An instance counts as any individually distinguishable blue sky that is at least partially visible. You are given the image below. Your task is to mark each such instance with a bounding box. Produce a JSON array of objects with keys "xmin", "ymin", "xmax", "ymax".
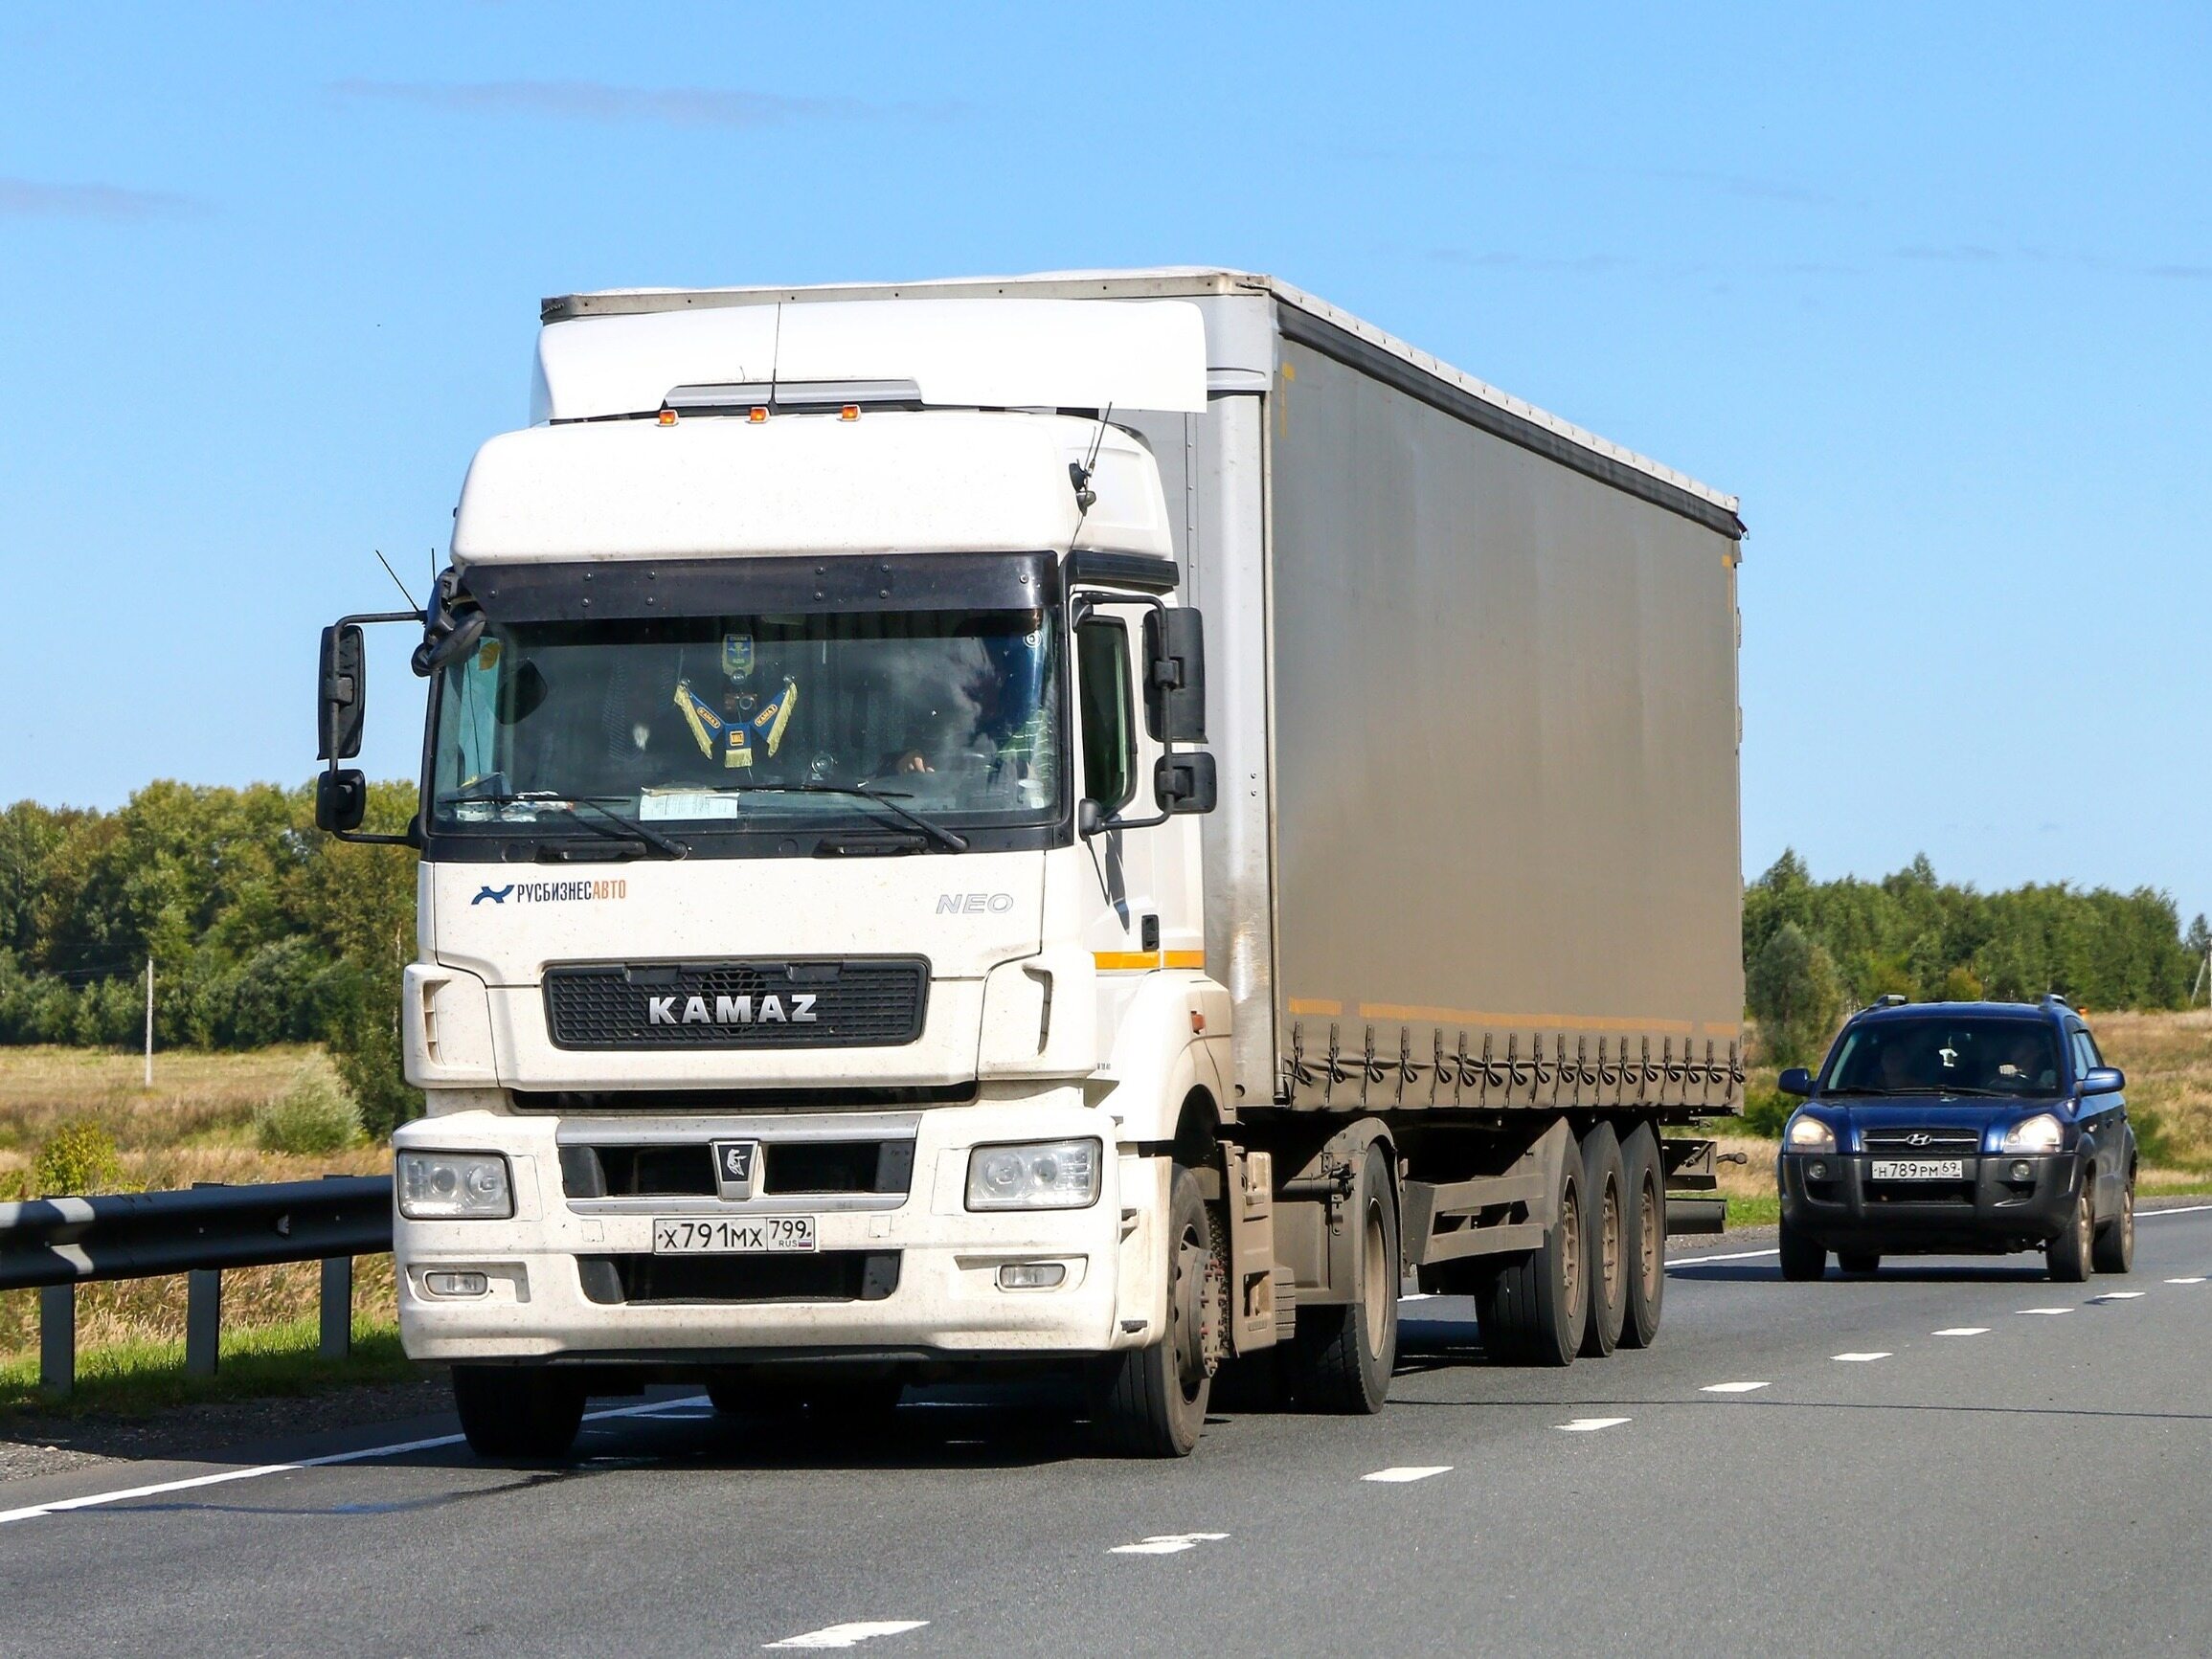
[{"xmin": 2, "ymin": 3, "xmax": 2206, "ymax": 923}]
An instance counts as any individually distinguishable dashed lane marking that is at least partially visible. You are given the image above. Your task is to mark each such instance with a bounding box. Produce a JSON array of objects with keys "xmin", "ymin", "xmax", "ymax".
[
  {"xmin": 764, "ymin": 1622, "xmax": 928, "ymax": 1649},
  {"xmin": 2089, "ymin": 1291, "xmax": 2146, "ymax": 1302},
  {"xmin": 1111, "ymin": 1533, "xmax": 1230, "ymax": 1555},
  {"xmin": 1364, "ymin": 1466, "xmax": 1453, "ymax": 1483},
  {"xmin": 1559, "ymin": 1417, "xmax": 1631, "ymax": 1432},
  {"xmin": 1701, "ymin": 1380, "xmax": 1770, "ymax": 1394},
  {"xmin": 1833, "ymin": 1353, "xmax": 1891, "ymax": 1362},
  {"xmin": 0, "ymin": 1395, "xmax": 711, "ymax": 1529},
  {"xmin": 1933, "ymin": 1327, "xmax": 1991, "ymax": 1336},
  {"xmin": 2164, "ymin": 1277, "xmax": 2205, "ymax": 1285},
  {"xmin": 1669, "ymin": 1246, "xmax": 1780, "ymax": 1265},
  {"xmin": 2017, "ymin": 1308, "xmax": 2073, "ymax": 1315}
]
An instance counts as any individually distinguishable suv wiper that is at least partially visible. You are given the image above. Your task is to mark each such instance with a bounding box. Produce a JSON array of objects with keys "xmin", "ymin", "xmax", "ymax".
[
  {"xmin": 728, "ymin": 783, "xmax": 969, "ymax": 852},
  {"xmin": 437, "ymin": 791, "xmax": 690, "ymax": 860},
  {"xmin": 1821, "ymin": 1086, "xmax": 1894, "ymax": 1096}
]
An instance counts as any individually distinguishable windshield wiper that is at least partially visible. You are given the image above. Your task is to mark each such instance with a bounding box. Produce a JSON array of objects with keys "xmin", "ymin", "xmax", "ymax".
[
  {"xmin": 727, "ymin": 783, "xmax": 969, "ymax": 852},
  {"xmin": 437, "ymin": 791, "xmax": 690, "ymax": 860},
  {"xmin": 1821, "ymin": 1086, "xmax": 1895, "ymax": 1096}
]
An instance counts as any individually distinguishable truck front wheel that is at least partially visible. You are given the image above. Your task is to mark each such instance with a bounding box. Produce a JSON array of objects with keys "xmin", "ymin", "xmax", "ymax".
[
  {"xmin": 452, "ymin": 1364, "xmax": 586, "ymax": 1462},
  {"xmin": 1092, "ymin": 1165, "xmax": 1214, "ymax": 1456},
  {"xmin": 1474, "ymin": 1149, "xmax": 1586, "ymax": 1366}
]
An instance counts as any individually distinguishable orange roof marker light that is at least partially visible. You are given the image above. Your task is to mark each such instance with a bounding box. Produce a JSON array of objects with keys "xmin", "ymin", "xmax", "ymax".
[
  {"xmin": 840, "ymin": 405, "xmax": 861, "ymax": 421},
  {"xmin": 656, "ymin": 409, "xmax": 677, "ymax": 426},
  {"xmin": 748, "ymin": 406, "xmax": 769, "ymax": 423}
]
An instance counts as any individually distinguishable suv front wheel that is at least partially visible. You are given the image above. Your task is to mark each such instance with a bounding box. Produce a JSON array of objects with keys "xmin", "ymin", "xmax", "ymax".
[{"xmin": 2046, "ymin": 1181, "xmax": 2094, "ymax": 1283}]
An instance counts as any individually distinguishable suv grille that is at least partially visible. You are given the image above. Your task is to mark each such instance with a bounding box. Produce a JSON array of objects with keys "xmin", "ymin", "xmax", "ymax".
[
  {"xmin": 1862, "ymin": 1129, "xmax": 1982, "ymax": 1152},
  {"xmin": 544, "ymin": 958, "xmax": 928, "ymax": 1050}
]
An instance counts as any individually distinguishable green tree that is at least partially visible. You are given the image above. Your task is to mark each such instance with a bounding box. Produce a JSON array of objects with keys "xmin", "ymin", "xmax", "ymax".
[{"xmin": 1747, "ymin": 921, "xmax": 1844, "ymax": 1067}]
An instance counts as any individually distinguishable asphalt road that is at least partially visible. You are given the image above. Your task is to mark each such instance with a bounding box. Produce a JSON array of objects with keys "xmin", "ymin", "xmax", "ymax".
[{"xmin": 8, "ymin": 1209, "xmax": 2212, "ymax": 1657}]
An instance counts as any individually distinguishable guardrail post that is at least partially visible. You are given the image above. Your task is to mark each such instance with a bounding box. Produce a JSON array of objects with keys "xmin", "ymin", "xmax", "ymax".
[
  {"xmin": 320, "ymin": 1255, "xmax": 352, "ymax": 1361},
  {"xmin": 39, "ymin": 1284, "xmax": 76, "ymax": 1399},
  {"xmin": 185, "ymin": 1268, "xmax": 222, "ymax": 1378}
]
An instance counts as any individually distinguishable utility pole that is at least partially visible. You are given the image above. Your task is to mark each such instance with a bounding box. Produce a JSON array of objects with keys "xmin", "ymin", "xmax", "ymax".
[{"xmin": 144, "ymin": 957, "xmax": 154, "ymax": 1088}]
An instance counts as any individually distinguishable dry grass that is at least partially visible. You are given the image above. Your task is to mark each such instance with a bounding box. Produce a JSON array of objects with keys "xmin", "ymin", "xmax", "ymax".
[
  {"xmin": 0, "ymin": 1044, "xmax": 394, "ymax": 1372},
  {"xmin": 2082, "ymin": 1010, "xmax": 2212, "ymax": 1172}
]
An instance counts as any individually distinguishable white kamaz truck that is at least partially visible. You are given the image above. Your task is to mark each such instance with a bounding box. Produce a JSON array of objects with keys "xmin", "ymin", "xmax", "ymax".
[{"xmin": 315, "ymin": 270, "xmax": 1748, "ymax": 1458}]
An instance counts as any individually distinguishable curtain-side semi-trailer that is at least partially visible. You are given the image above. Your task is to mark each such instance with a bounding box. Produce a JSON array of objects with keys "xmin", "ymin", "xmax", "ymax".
[{"xmin": 314, "ymin": 269, "xmax": 1747, "ymax": 1459}]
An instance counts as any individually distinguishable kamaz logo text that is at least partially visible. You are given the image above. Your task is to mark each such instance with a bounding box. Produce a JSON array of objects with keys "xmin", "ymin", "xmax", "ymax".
[
  {"xmin": 937, "ymin": 892, "xmax": 1016, "ymax": 914},
  {"xmin": 646, "ymin": 994, "xmax": 819, "ymax": 1026}
]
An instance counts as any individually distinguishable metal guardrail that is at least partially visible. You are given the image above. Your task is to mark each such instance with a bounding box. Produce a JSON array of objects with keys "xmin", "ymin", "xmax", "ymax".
[{"xmin": 0, "ymin": 1176, "xmax": 394, "ymax": 1399}]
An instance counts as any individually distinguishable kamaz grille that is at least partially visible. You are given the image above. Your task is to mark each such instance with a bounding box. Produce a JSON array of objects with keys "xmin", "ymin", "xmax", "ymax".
[
  {"xmin": 543, "ymin": 958, "xmax": 929, "ymax": 1050},
  {"xmin": 1862, "ymin": 1129, "xmax": 1982, "ymax": 1152}
]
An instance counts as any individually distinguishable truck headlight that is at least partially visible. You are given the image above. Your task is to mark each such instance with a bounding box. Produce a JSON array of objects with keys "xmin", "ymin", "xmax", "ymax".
[
  {"xmin": 965, "ymin": 1139, "xmax": 1101, "ymax": 1211},
  {"xmin": 1786, "ymin": 1114, "xmax": 1837, "ymax": 1154},
  {"xmin": 397, "ymin": 1151, "xmax": 514, "ymax": 1220},
  {"xmin": 2001, "ymin": 1113, "xmax": 2065, "ymax": 1155}
]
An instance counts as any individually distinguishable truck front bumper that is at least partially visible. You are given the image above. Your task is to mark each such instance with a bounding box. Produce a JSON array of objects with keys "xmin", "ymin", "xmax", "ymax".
[
  {"xmin": 394, "ymin": 1100, "xmax": 1153, "ymax": 1365},
  {"xmin": 1777, "ymin": 1150, "xmax": 2079, "ymax": 1254}
]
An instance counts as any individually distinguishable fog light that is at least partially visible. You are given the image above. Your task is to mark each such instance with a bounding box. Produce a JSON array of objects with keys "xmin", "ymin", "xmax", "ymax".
[
  {"xmin": 997, "ymin": 1262, "xmax": 1067, "ymax": 1290},
  {"xmin": 2011, "ymin": 1160, "xmax": 2034, "ymax": 1181},
  {"xmin": 424, "ymin": 1271, "xmax": 488, "ymax": 1298},
  {"xmin": 1807, "ymin": 1160, "xmax": 1829, "ymax": 1181}
]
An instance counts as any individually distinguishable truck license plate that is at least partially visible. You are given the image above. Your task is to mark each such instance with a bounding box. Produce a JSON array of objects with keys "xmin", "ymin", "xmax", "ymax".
[
  {"xmin": 652, "ymin": 1216, "xmax": 817, "ymax": 1254},
  {"xmin": 1868, "ymin": 1158, "xmax": 1965, "ymax": 1180}
]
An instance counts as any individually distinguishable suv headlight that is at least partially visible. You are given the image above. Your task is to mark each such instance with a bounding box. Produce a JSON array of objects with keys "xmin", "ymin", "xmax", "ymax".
[
  {"xmin": 965, "ymin": 1139, "xmax": 1101, "ymax": 1211},
  {"xmin": 1786, "ymin": 1114, "xmax": 1837, "ymax": 1153},
  {"xmin": 396, "ymin": 1151, "xmax": 513, "ymax": 1219},
  {"xmin": 2001, "ymin": 1113, "xmax": 2065, "ymax": 1155}
]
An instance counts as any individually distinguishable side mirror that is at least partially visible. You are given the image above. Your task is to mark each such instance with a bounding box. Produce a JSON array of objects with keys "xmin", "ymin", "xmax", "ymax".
[
  {"xmin": 317, "ymin": 769, "xmax": 368, "ymax": 834},
  {"xmin": 1141, "ymin": 608, "xmax": 1207, "ymax": 744},
  {"xmin": 1154, "ymin": 751, "xmax": 1217, "ymax": 816},
  {"xmin": 1076, "ymin": 798, "xmax": 1104, "ymax": 838},
  {"xmin": 318, "ymin": 624, "xmax": 366, "ymax": 761},
  {"xmin": 1777, "ymin": 1066, "xmax": 1815, "ymax": 1097},
  {"xmin": 2081, "ymin": 1065, "xmax": 2125, "ymax": 1095}
]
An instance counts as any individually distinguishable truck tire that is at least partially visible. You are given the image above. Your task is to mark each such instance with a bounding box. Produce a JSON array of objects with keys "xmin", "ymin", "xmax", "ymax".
[
  {"xmin": 2091, "ymin": 1168, "xmax": 2135, "ymax": 1274},
  {"xmin": 1092, "ymin": 1164, "xmax": 1214, "ymax": 1456},
  {"xmin": 2047, "ymin": 1179, "xmax": 2094, "ymax": 1283},
  {"xmin": 1778, "ymin": 1217, "xmax": 1825, "ymax": 1282},
  {"xmin": 1474, "ymin": 1148, "xmax": 1586, "ymax": 1366},
  {"xmin": 1578, "ymin": 1124, "xmax": 1628, "ymax": 1358},
  {"xmin": 1617, "ymin": 1122, "xmax": 1664, "ymax": 1349},
  {"xmin": 1291, "ymin": 1142, "xmax": 1399, "ymax": 1413},
  {"xmin": 452, "ymin": 1364, "xmax": 586, "ymax": 1461}
]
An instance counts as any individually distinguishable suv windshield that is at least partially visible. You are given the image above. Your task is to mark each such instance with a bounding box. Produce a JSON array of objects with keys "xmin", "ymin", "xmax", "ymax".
[
  {"xmin": 430, "ymin": 607, "xmax": 1061, "ymax": 840},
  {"xmin": 1822, "ymin": 1017, "xmax": 2066, "ymax": 1099}
]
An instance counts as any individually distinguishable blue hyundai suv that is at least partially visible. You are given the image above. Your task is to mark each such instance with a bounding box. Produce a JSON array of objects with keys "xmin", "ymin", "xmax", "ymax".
[{"xmin": 1775, "ymin": 997, "xmax": 2135, "ymax": 1282}]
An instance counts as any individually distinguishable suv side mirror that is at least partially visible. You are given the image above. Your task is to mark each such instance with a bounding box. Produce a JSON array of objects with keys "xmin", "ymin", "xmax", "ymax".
[
  {"xmin": 2081, "ymin": 1065, "xmax": 2125, "ymax": 1095},
  {"xmin": 1154, "ymin": 751, "xmax": 1217, "ymax": 816},
  {"xmin": 317, "ymin": 769, "xmax": 368, "ymax": 834},
  {"xmin": 1777, "ymin": 1066, "xmax": 1815, "ymax": 1096},
  {"xmin": 1141, "ymin": 608, "xmax": 1207, "ymax": 744},
  {"xmin": 318, "ymin": 624, "xmax": 367, "ymax": 761}
]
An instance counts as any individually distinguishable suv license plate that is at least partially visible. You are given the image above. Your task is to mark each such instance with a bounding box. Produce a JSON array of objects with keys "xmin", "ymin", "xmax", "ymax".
[
  {"xmin": 1868, "ymin": 1158, "xmax": 1965, "ymax": 1180},
  {"xmin": 652, "ymin": 1216, "xmax": 817, "ymax": 1254}
]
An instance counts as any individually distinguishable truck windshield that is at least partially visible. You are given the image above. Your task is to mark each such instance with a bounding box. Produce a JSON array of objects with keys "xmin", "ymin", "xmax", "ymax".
[
  {"xmin": 1821, "ymin": 1018, "xmax": 2065, "ymax": 1099},
  {"xmin": 430, "ymin": 608, "xmax": 1061, "ymax": 841}
]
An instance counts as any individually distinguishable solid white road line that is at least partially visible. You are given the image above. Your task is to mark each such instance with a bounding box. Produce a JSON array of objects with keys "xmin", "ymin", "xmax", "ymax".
[
  {"xmin": 0, "ymin": 1394, "xmax": 712, "ymax": 1529},
  {"xmin": 2139, "ymin": 1204, "xmax": 2212, "ymax": 1219},
  {"xmin": 1110, "ymin": 1533, "xmax": 1230, "ymax": 1556},
  {"xmin": 764, "ymin": 1622, "xmax": 928, "ymax": 1649},
  {"xmin": 1670, "ymin": 1246, "xmax": 1781, "ymax": 1264},
  {"xmin": 1559, "ymin": 1417, "xmax": 1631, "ymax": 1432},
  {"xmin": 1700, "ymin": 1380, "xmax": 1770, "ymax": 1394},
  {"xmin": 1363, "ymin": 1466, "xmax": 1453, "ymax": 1483},
  {"xmin": 1933, "ymin": 1327, "xmax": 1990, "ymax": 1336},
  {"xmin": 2017, "ymin": 1308, "xmax": 2073, "ymax": 1316},
  {"xmin": 2164, "ymin": 1277, "xmax": 2205, "ymax": 1285},
  {"xmin": 1833, "ymin": 1352, "xmax": 1891, "ymax": 1362}
]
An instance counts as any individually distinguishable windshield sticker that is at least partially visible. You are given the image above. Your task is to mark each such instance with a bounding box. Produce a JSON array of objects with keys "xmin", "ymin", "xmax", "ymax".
[{"xmin": 721, "ymin": 634, "xmax": 754, "ymax": 679}]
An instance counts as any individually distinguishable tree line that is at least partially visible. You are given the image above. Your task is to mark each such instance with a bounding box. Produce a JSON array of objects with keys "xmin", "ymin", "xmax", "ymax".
[
  {"xmin": 0, "ymin": 781, "xmax": 419, "ymax": 1133},
  {"xmin": 1746, "ymin": 848, "xmax": 2210, "ymax": 1065},
  {"xmin": 5, "ymin": 788, "xmax": 2208, "ymax": 1126}
]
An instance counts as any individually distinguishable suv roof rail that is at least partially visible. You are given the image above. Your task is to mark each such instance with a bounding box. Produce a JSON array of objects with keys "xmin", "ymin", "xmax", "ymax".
[
  {"xmin": 1870, "ymin": 993, "xmax": 1908, "ymax": 1008},
  {"xmin": 2042, "ymin": 992, "xmax": 2072, "ymax": 1009}
]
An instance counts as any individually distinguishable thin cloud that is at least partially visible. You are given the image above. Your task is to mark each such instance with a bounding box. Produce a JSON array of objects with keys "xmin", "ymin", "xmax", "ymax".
[
  {"xmin": 1426, "ymin": 249, "xmax": 1638, "ymax": 274},
  {"xmin": 0, "ymin": 176, "xmax": 203, "ymax": 220},
  {"xmin": 1898, "ymin": 244, "xmax": 2211, "ymax": 280},
  {"xmin": 332, "ymin": 78, "xmax": 957, "ymax": 128}
]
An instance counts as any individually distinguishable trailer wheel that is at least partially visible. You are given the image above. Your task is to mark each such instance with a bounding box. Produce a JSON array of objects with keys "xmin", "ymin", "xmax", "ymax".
[
  {"xmin": 1291, "ymin": 1142, "xmax": 1399, "ymax": 1413},
  {"xmin": 1617, "ymin": 1122, "xmax": 1664, "ymax": 1349},
  {"xmin": 452, "ymin": 1364, "xmax": 586, "ymax": 1462},
  {"xmin": 1474, "ymin": 1149, "xmax": 1586, "ymax": 1366},
  {"xmin": 1092, "ymin": 1164, "xmax": 1214, "ymax": 1456},
  {"xmin": 1578, "ymin": 1124, "xmax": 1628, "ymax": 1358}
]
